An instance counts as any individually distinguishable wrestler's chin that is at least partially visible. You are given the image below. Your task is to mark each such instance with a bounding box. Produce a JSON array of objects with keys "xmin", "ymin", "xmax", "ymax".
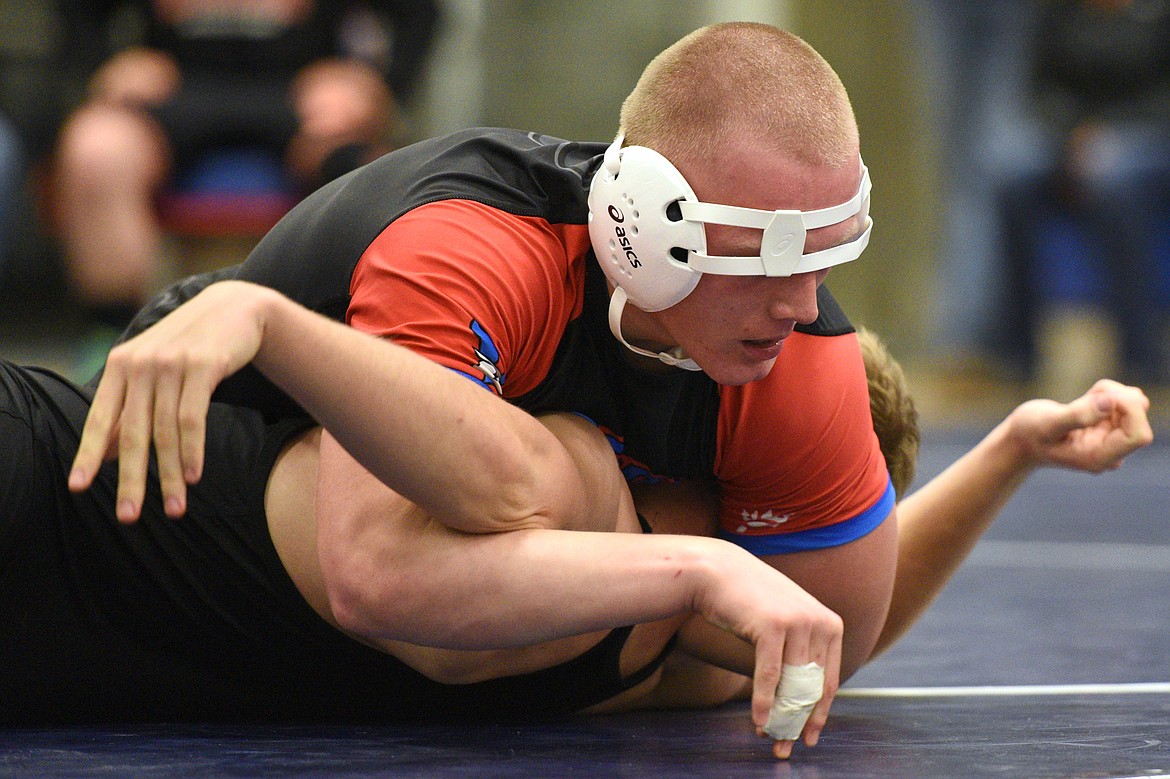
[{"xmin": 702, "ymin": 342, "xmax": 784, "ymax": 386}]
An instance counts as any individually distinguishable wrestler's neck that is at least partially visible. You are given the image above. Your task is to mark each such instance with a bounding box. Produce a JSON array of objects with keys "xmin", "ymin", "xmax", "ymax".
[{"xmin": 613, "ymin": 296, "xmax": 689, "ymax": 375}]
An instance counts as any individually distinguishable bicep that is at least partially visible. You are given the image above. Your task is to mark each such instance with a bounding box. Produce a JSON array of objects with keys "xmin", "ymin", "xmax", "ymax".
[
  {"xmin": 314, "ymin": 410, "xmax": 630, "ymax": 546},
  {"xmin": 535, "ymin": 413, "xmax": 638, "ymax": 534}
]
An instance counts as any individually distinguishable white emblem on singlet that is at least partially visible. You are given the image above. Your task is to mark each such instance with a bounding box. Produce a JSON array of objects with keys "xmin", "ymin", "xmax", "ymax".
[{"xmin": 735, "ymin": 509, "xmax": 791, "ymax": 534}]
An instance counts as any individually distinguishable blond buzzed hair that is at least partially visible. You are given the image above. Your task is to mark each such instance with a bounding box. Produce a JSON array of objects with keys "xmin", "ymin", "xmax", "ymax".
[
  {"xmin": 619, "ymin": 22, "xmax": 858, "ymax": 170},
  {"xmin": 857, "ymin": 327, "xmax": 920, "ymax": 498}
]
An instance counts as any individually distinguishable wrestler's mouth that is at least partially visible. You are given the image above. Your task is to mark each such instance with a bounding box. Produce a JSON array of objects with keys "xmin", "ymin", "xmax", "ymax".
[
  {"xmin": 740, "ymin": 337, "xmax": 784, "ymax": 359},
  {"xmin": 742, "ymin": 319, "xmax": 796, "ymax": 349}
]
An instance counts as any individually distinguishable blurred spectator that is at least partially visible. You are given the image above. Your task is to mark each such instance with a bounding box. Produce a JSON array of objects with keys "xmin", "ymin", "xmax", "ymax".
[
  {"xmin": 0, "ymin": 111, "xmax": 23, "ymax": 280},
  {"xmin": 998, "ymin": 0, "xmax": 1170, "ymax": 388},
  {"xmin": 51, "ymin": 0, "xmax": 441, "ymax": 331},
  {"xmin": 908, "ymin": 0, "xmax": 1047, "ymax": 374}
]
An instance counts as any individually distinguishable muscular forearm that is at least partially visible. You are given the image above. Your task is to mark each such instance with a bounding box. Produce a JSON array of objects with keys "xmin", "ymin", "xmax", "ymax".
[
  {"xmin": 872, "ymin": 421, "xmax": 1034, "ymax": 656},
  {"xmin": 323, "ymin": 499, "xmax": 740, "ymax": 649}
]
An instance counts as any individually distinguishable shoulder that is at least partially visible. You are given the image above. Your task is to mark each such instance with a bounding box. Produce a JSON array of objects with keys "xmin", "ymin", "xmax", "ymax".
[
  {"xmin": 723, "ymin": 326, "xmax": 868, "ymax": 441},
  {"xmin": 241, "ymin": 128, "xmax": 604, "ymax": 313},
  {"xmin": 361, "ymin": 127, "xmax": 606, "ymax": 223},
  {"xmin": 350, "ymin": 197, "xmax": 593, "ymax": 396},
  {"xmin": 714, "ymin": 314, "xmax": 889, "ymax": 545}
]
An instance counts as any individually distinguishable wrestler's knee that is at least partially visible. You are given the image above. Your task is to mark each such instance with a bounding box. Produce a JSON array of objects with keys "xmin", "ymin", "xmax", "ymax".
[{"xmin": 56, "ymin": 105, "xmax": 169, "ymax": 190}]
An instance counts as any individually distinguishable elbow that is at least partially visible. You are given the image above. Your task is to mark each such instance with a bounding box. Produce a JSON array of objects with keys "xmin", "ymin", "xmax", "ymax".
[
  {"xmin": 322, "ymin": 569, "xmax": 375, "ymax": 636},
  {"xmin": 320, "ymin": 553, "xmax": 375, "ymax": 636},
  {"xmin": 319, "ymin": 549, "xmax": 486, "ymax": 650},
  {"xmin": 437, "ymin": 412, "xmax": 613, "ymax": 534},
  {"xmin": 318, "ymin": 531, "xmax": 458, "ymax": 645},
  {"xmin": 318, "ymin": 541, "xmax": 408, "ymax": 639}
]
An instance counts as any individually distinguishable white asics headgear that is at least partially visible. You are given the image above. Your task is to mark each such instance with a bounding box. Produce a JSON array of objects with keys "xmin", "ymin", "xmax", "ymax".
[{"xmin": 587, "ymin": 135, "xmax": 872, "ymax": 369}]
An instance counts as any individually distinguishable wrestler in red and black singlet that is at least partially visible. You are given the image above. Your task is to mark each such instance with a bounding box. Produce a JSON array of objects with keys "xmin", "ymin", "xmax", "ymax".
[{"xmin": 227, "ymin": 126, "xmax": 893, "ymax": 554}]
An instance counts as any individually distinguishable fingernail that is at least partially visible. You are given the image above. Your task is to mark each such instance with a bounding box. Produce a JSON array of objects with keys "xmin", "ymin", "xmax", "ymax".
[
  {"xmin": 165, "ymin": 496, "xmax": 182, "ymax": 517},
  {"xmin": 117, "ymin": 500, "xmax": 136, "ymax": 521},
  {"xmin": 67, "ymin": 468, "xmax": 85, "ymax": 489}
]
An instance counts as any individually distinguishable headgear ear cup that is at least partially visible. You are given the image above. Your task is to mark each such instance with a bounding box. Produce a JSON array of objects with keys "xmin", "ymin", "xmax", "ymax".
[{"xmin": 587, "ymin": 140, "xmax": 706, "ymax": 312}]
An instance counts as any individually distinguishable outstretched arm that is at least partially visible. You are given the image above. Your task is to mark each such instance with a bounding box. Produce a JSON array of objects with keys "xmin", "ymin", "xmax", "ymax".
[
  {"xmin": 625, "ymin": 381, "xmax": 1153, "ymax": 716},
  {"xmin": 872, "ymin": 380, "xmax": 1153, "ymax": 657}
]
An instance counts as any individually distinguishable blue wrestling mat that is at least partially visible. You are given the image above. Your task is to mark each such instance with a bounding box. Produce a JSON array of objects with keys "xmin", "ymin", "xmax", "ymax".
[{"xmin": 2, "ymin": 692, "xmax": 1168, "ymax": 778}]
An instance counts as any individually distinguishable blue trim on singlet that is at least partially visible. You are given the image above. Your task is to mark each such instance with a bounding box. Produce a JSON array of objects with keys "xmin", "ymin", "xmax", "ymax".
[
  {"xmin": 718, "ymin": 476, "xmax": 896, "ymax": 555},
  {"xmin": 452, "ymin": 364, "xmax": 894, "ymax": 557},
  {"xmin": 451, "ymin": 366, "xmax": 499, "ymax": 391}
]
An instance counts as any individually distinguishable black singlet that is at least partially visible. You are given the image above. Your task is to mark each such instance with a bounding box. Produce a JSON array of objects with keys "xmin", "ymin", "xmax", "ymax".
[{"xmin": 0, "ymin": 362, "xmax": 670, "ymax": 725}]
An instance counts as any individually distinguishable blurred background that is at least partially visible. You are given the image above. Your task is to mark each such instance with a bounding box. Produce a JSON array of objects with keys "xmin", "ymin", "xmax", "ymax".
[{"xmin": 0, "ymin": 0, "xmax": 1167, "ymax": 432}]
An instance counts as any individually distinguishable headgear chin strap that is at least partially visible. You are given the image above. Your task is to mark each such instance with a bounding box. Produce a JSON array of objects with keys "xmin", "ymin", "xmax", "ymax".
[
  {"xmin": 607, "ymin": 287, "xmax": 702, "ymax": 371},
  {"xmin": 587, "ymin": 135, "xmax": 873, "ymax": 370}
]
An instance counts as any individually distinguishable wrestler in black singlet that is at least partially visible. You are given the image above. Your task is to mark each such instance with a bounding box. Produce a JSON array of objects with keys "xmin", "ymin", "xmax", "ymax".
[{"xmin": 0, "ymin": 362, "xmax": 670, "ymax": 725}]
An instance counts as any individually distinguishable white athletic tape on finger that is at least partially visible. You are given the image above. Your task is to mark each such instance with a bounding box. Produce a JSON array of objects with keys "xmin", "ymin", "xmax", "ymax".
[{"xmin": 763, "ymin": 662, "xmax": 825, "ymax": 741}]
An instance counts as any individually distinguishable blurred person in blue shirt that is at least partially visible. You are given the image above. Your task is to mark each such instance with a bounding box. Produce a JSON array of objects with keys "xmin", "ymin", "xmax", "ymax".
[{"xmin": 998, "ymin": 0, "xmax": 1170, "ymax": 385}]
